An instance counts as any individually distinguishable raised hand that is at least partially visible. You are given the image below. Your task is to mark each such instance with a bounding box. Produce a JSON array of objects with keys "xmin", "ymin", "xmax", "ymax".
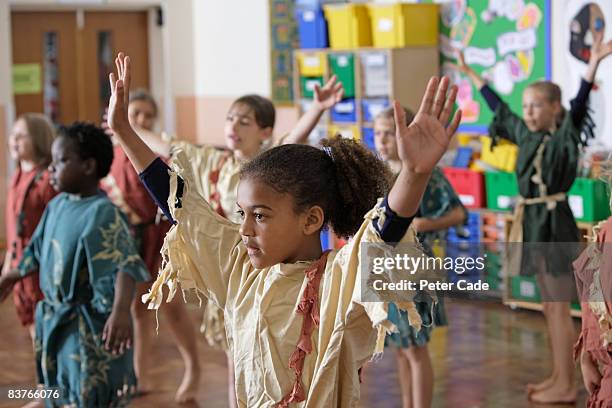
[
  {"xmin": 107, "ymin": 53, "xmax": 132, "ymax": 134},
  {"xmin": 590, "ymin": 31, "xmax": 612, "ymax": 65},
  {"xmin": 313, "ymin": 75, "xmax": 344, "ymax": 111},
  {"xmin": 394, "ymin": 76, "xmax": 461, "ymax": 174}
]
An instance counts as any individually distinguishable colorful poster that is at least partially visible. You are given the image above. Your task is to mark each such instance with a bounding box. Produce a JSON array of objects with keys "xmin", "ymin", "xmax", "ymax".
[
  {"xmin": 438, "ymin": 0, "xmax": 551, "ymax": 133},
  {"xmin": 565, "ymin": 1, "xmax": 612, "ymax": 149},
  {"xmin": 269, "ymin": 0, "xmax": 299, "ymax": 105}
]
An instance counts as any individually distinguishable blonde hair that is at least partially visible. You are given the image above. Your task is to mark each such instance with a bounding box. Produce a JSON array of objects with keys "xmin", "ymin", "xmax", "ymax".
[
  {"xmin": 527, "ymin": 81, "xmax": 562, "ymax": 104},
  {"xmin": 375, "ymin": 105, "xmax": 415, "ymax": 127},
  {"xmin": 17, "ymin": 113, "xmax": 55, "ymax": 166}
]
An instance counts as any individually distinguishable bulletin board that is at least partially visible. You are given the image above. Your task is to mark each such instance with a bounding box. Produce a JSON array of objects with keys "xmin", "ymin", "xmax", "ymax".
[
  {"xmin": 269, "ymin": 0, "xmax": 299, "ymax": 105},
  {"xmin": 437, "ymin": 0, "xmax": 551, "ymax": 133}
]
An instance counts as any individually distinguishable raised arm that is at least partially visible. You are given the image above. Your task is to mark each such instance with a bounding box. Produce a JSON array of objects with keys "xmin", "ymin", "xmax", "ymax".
[
  {"xmin": 388, "ymin": 77, "xmax": 461, "ymax": 218},
  {"xmin": 283, "ymin": 75, "xmax": 344, "ymax": 145},
  {"xmin": 456, "ymin": 50, "xmax": 501, "ymax": 111},
  {"xmin": 107, "ymin": 53, "xmax": 158, "ymax": 173},
  {"xmin": 570, "ymin": 33, "xmax": 612, "ymax": 128}
]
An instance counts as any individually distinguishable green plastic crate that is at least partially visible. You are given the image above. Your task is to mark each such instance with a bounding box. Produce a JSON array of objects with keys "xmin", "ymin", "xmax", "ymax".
[
  {"xmin": 328, "ymin": 53, "xmax": 355, "ymax": 98},
  {"xmin": 485, "ymin": 171, "xmax": 519, "ymax": 212},
  {"xmin": 568, "ymin": 177, "xmax": 611, "ymax": 222},
  {"xmin": 300, "ymin": 76, "xmax": 324, "ymax": 99},
  {"xmin": 486, "ymin": 275, "xmax": 501, "ymax": 291},
  {"xmin": 510, "ymin": 276, "xmax": 541, "ymax": 303}
]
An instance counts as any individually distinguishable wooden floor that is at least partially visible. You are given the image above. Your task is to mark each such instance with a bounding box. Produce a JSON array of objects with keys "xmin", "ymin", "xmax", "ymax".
[{"xmin": 0, "ymin": 298, "xmax": 586, "ymax": 408}]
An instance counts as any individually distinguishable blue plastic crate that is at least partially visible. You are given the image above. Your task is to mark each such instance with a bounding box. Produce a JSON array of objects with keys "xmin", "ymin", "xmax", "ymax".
[
  {"xmin": 362, "ymin": 98, "xmax": 390, "ymax": 122},
  {"xmin": 362, "ymin": 127, "xmax": 376, "ymax": 151},
  {"xmin": 321, "ymin": 229, "xmax": 331, "ymax": 250},
  {"xmin": 452, "ymin": 147, "xmax": 473, "ymax": 168},
  {"xmin": 331, "ymin": 98, "xmax": 357, "ymax": 123},
  {"xmin": 297, "ymin": 7, "xmax": 329, "ymax": 49}
]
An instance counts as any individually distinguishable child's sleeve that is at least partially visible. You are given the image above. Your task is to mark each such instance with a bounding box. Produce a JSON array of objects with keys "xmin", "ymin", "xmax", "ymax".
[
  {"xmin": 480, "ymin": 85, "xmax": 529, "ymax": 146},
  {"xmin": 142, "ymin": 148, "xmax": 248, "ymax": 312},
  {"xmin": 17, "ymin": 204, "xmax": 50, "ymax": 277},
  {"xmin": 419, "ymin": 167, "xmax": 467, "ymax": 221},
  {"xmin": 569, "ymin": 79, "xmax": 595, "ymax": 141},
  {"xmin": 83, "ymin": 204, "xmax": 150, "ymax": 314}
]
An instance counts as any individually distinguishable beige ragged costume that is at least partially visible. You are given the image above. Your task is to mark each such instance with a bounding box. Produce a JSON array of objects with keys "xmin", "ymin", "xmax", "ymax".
[
  {"xmin": 170, "ymin": 142, "xmax": 241, "ymax": 349},
  {"xmin": 144, "ymin": 149, "xmax": 422, "ymax": 407}
]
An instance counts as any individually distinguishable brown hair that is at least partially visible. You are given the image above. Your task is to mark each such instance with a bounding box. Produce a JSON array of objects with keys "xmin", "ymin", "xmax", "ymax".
[
  {"xmin": 17, "ymin": 113, "xmax": 55, "ymax": 166},
  {"xmin": 129, "ymin": 88, "xmax": 158, "ymax": 117},
  {"xmin": 375, "ymin": 105, "xmax": 415, "ymax": 127},
  {"xmin": 231, "ymin": 94, "xmax": 276, "ymax": 130}
]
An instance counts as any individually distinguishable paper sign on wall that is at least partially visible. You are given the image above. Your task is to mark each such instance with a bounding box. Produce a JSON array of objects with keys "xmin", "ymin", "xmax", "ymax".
[{"xmin": 13, "ymin": 64, "xmax": 42, "ymax": 95}]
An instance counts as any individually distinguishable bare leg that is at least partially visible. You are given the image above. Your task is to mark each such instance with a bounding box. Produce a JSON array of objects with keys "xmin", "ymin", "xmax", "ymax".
[
  {"xmin": 131, "ymin": 283, "xmax": 155, "ymax": 394},
  {"xmin": 396, "ymin": 349, "xmax": 413, "ymax": 408},
  {"xmin": 526, "ymin": 305, "xmax": 558, "ymax": 394},
  {"xmin": 404, "ymin": 345, "xmax": 434, "ymax": 408},
  {"xmin": 161, "ymin": 296, "xmax": 201, "ymax": 404},
  {"xmin": 530, "ymin": 302, "xmax": 577, "ymax": 404}
]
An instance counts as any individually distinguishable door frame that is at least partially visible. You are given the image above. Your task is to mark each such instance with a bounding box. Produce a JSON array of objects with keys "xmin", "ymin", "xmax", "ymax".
[{"xmin": 2, "ymin": 2, "xmax": 170, "ymax": 134}]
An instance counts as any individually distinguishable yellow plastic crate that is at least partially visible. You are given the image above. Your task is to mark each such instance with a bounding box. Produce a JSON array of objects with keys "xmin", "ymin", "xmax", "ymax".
[
  {"xmin": 297, "ymin": 51, "xmax": 326, "ymax": 77},
  {"xmin": 480, "ymin": 136, "xmax": 518, "ymax": 172},
  {"xmin": 324, "ymin": 4, "xmax": 372, "ymax": 49},
  {"xmin": 368, "ymin": 3, "xmax": 438, "ymax": 48},
  {"xmin": 328, "ymin": 124, "xmax": 361, "ymax": 142}
]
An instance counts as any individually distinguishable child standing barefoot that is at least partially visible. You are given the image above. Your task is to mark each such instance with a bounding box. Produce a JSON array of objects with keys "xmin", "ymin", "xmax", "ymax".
[
  {"xmin": 2, "ymin": 114, "xmax": 57, "ymax": 340},
  {"xmin": 119, "ymin": 66, "xmax": 343, "ymax": 407},
  {"xmin": 102, "ymin": 89, "xmax": 200, "ymax": 402},
  {"xmin": 107, "ymin": 53, "xmax": 461, "ymax": 406},
  {"xmin": 456, "ymin": 32, "xmax": 612, "ymax": 404},
  {"xmin": 0, "ymin": 123, "xmax": 149, "ymax": 407},
  {"xmin": 374, "ymin": 106, "xmax": 467, "ymax": 408}
]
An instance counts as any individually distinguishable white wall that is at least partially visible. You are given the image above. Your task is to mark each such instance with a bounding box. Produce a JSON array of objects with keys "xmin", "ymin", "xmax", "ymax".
[{"xmin": 193, "ymin": 0, "xmax": 271, "ymax": 97}]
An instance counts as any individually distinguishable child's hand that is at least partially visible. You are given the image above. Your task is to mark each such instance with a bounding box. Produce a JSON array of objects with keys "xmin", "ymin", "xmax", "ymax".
[
  {"xmin": 394, "ymin": 77, "xmax": 461, "ymax": 174},
  {"xmin": 102, "ymin": 309, "xmax": 133, "ymax": 355},
  {"xmin": 581, "ymin": 351, "xmax": 602, "ymax": 394},
  {"xmin": 312, "ymin": 75, "xmax": 344, "ymax": 111},
  {"xmin": 107, "ymin": 52, "xmax": 132, "ymax": 134},
  {"xmin": 590, "ymin": 31, "xmax": 612, "ymax": 66}
]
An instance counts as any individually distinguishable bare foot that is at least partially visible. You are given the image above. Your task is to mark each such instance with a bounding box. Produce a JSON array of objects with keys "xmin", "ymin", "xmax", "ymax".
[
  {"xmin": 529, "ymin": 383, "xmax": 577, "ymax": 405},
  {"xmin": 175, "ymin": 363, "xmax": 201, "ymax": 404},
  {"xmin": 526, "ymin": 374, "xmax": 556, "ymax": 395}
]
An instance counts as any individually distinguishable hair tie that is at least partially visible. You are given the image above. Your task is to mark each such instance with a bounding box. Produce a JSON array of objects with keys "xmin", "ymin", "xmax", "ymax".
[{"xmin": 322, "ymin": 146, "xmax": 334, "ymax": 161}]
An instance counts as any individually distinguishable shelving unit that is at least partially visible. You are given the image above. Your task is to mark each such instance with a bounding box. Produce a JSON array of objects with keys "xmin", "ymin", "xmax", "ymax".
[{"xmin": 293, "ymin": 46, "xmax": 439, "ymax": 147}]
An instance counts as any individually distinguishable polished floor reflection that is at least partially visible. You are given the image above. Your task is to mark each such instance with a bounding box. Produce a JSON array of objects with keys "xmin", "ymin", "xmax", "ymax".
[{"xmin": 0, "ymin": 298, "xmax": 586, "ymax": 408}]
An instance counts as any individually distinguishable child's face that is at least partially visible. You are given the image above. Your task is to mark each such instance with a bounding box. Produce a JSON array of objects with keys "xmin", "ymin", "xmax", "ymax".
[
  {"xmin": 8, "ymin": 119, "xmax": 36, "ymax": 162},
  {"xmin": 236, "ymin": 178, "xmax": 316, "ymax": 269},
  {"xmin": 374, "ymin": 117, "xmax": 399, "ymax": 161},
  {"xmin": 48, "ymin": 137, "xmax": 95, "ymax": 194},
  {"xmin": 522, "ymin": 88, "xmax": 562, "ymax": 133},
  {"xmin": 224, "ymin": 103, "xmax": 271, "ymax": 159},
  {"xmin": 128, "ymin": 100, "xmax": 157, "ymax": 131}
]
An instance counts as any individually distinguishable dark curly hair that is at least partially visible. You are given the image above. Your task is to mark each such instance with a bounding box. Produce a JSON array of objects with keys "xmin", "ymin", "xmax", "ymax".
[
  {"xmin": 58, "ymin": 122, "xmax": 114, "ymax": 179},
  {"xmin": 240, "ymin": 137, "xmax": 393, "ymax": 238}
]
